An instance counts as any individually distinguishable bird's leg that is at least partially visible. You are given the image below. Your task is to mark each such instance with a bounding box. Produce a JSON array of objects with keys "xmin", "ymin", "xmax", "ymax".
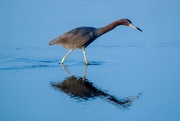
[
  {"xmin": 82, "ymin": 47, "xmax": 89, "ymax": 65},
  {"xmin": 83, "ymin": 64, "xmax": 88, "ymax": 80},
  {"xmin": 61, "ymin": 49, "xmax": 73, "ymax": 64}
]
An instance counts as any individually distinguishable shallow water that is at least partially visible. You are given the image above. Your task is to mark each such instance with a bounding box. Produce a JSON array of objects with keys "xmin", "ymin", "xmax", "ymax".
[{"xmin": 1, "ymin": 0, "xmax": 180, "ymax": 121}]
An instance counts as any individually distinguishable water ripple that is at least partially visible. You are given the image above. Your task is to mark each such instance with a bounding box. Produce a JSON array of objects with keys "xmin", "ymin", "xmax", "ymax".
[
  {"xmin": 0, "ymin": 65, "xmax": 57, "ymax": 70},
  {"xmin": 0, "ymin": 57, "xmax": 59, "ymax": 71}
]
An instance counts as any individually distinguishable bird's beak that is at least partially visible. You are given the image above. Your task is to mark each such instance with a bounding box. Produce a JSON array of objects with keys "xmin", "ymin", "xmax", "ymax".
[{"xmin": 129, "ymin": 23, "xmax": 142, "ymax": 32}]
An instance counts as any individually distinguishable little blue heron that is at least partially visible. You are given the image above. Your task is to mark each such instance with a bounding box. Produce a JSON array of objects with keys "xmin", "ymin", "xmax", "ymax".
[{"xmin": 49, "ymin": 18, "xmax": 142, "ymax": 64}]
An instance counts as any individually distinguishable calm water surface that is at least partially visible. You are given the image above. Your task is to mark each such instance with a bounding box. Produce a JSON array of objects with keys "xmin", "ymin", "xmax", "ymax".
[{"xmin": 0, "ymin": 0, "xmax": 180, "ymax": 121}]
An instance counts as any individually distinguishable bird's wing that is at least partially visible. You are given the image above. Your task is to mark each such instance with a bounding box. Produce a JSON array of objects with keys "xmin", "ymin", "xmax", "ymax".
[{"xmin": 49, "ymin": 27, "xmax": 97, "ymax": 48}]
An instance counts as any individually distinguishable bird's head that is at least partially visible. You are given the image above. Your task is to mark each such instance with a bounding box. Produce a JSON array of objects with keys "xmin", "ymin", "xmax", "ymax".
[{"xmin": 122, "ymin": 19, "xmax": 142, "ymax": 32}]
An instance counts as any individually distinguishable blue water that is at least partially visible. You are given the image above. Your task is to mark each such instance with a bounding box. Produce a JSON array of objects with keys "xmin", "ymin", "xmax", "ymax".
[{"xmin": 1, "ymin": 0, "xmax": 180, "ymax": 121}]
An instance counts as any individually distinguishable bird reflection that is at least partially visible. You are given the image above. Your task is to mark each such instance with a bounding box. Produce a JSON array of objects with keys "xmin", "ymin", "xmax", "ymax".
[{"xmin": 50, "ymin": 64, "xmax": 141, "ymax": 109}]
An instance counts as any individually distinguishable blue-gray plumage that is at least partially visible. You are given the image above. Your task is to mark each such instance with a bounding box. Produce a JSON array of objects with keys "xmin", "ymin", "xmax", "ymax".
[
  {"xmin": 49, "ymin": 18, "xmax": 142, "ymax": 64},
  {"xmin": 49, "ymin": 27, "xmax": 98, "ymax": 48}
]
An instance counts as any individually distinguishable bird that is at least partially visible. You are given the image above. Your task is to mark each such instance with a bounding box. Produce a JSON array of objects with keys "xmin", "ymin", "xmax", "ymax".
[{"xmin": 49, "ymin": 18, "xmax": 142, "ymax": 64}]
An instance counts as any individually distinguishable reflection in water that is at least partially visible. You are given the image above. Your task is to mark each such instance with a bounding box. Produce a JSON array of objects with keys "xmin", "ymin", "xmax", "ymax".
[{"xmin": 51, "ymin": 64, "xmax": 141, "ymax": 109}]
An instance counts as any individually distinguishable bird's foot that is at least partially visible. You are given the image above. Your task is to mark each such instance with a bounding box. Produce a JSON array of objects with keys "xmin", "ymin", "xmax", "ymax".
[
  {"xmin": 61, "ymin": 58, "xmax": 66, "ymax": 64},
  {"xmin": 85, "ymin": 61, "xmax": 89, "ymax": 65}
]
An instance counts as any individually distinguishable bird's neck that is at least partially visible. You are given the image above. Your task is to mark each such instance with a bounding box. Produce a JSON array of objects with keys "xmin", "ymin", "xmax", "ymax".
[{"xmin": 96, "ymin": 19, "xmax": 125, "ymax": 37}]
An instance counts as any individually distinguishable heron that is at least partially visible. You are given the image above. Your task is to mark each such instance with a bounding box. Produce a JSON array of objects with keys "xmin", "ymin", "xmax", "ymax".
[{"xmin": 49, "ymin": 18, "xmax": 142, "ymax": 64}]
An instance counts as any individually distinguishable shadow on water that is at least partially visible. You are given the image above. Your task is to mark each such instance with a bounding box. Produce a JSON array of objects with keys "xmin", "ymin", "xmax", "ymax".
[{"xmin": 51, "ymin": 64, "xmax": 141, "ymax": 109}]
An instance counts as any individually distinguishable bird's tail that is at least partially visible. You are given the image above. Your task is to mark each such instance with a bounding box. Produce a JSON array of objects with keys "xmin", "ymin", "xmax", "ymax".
[
  {"xmin": 49, "ymin": 38, "xmax": 58, "ymax": 45},
  {"xmin": 49, "ymin": 41, "xmax": 54, "ymax": 45}
]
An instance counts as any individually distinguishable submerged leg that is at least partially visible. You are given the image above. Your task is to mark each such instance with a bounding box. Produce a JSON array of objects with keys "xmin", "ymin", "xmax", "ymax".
[
  {"xmin": 82, "ymin": 47, "xmax": 89, "ymax": 65},
  {"xmin": 61, "ymin": 49, "xmax": 73, "ymax": 64}
]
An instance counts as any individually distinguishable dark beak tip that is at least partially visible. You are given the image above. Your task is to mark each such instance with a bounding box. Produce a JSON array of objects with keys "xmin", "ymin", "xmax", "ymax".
[{"xmin": 137, "ymin": 27, "xmax": 143, "ymax": 32}]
